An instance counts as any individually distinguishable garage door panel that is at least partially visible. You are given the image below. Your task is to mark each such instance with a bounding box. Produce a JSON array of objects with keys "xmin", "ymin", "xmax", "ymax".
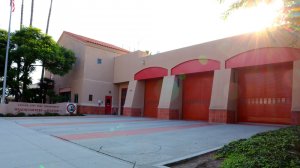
[
  {"xmin": 182, "ymin": 72, "xmax": 213, "ymax": 121},
  {"xmin": 238, "ymin": 62, "xmax": 292, "ymax": 124},
  {"xmin": 144, "ymin": 78, "xmax": 163, "ymax": 118}
]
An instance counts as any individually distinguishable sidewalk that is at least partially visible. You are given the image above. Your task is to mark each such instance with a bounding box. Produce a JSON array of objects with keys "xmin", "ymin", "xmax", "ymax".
[{"xmin": 0, "ymin": 118, "xmax": 134, "ymax": 168}]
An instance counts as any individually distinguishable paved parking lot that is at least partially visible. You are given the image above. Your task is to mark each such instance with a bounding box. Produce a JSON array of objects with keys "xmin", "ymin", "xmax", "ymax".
[{"xmin": 2, "ymin": 115, "xmax": 282, "ymax": 168}]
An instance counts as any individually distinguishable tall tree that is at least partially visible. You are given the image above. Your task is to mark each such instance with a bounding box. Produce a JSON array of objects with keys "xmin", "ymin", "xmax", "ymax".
[
  {"xmin": 9, "ymin": 27, "xmax": 76, "ymax": 102},
  {"xmin": 0, "ymin": 30, "xmax": 8, "ymax": 77},
  {"xmin": 30, "ymin": 0, "xmax": 34, "ymax": 26},
  {"xmin": 40, "ymin": 0, "xmax": 54, "ymax": 103},
  {"xmin": 46, "ymin": 0, "xmax": 53, "ymax": 34},
  {"xmin": 0, "ymin": 29, "xmax": 14, "ymax": 100},
  {"xmin": 20, "ymin": 0, "xmax": 24, "ymax": 29},
  {"xmin": 219, "ymin": 0, "xmax": 300, "ymax": 31}
]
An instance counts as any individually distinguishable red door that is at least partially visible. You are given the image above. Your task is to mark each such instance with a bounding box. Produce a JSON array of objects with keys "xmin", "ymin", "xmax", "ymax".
[
  {"xmin": 182, "ymin": 72, "xmax": 214, "ymax": 121},
  {"xmin": 105, "ymin": 96, "xmax": 112, "ymax": 114},
  {"xmin": 238, "ymin": 62, "xmax": 292, "ymax": 124},
  {"xmin": 144, "ymin": 78, "xmax": 163, "ymax": 118}
]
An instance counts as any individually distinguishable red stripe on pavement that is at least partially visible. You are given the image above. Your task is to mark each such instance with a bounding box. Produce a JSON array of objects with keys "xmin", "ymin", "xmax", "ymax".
[
  {"xmin": 58, "ymin": 123, "xmax": 213, "ymax": 141},
  {"xmin": 21, "ymin": 119, "xmax": 153, "ymax": 127}
]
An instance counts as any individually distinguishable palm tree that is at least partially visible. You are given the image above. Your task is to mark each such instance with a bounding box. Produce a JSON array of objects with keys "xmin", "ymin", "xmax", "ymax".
[
  {"xmin": 30, "ymin": 0, "xmax": 34, "ymax": 26},
  {"xmin": 20, "ymin": 0, "xmax": 24, "ymax": 29},
  {"xmin": 46, "ymin": 0, "xmax": 53, "ymax": 34},
  {"xmin": 219, "ymin": 0, "xmax": 299, "ymax": 31},
  {"xmin": 40, "ymin": 0, "xmax": 54, "ymax": 103}
]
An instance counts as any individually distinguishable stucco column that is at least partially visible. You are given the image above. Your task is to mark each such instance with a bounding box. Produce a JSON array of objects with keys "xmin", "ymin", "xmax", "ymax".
[
  {"xmin": 209, "ymin": 69, "xmax": 237, "ymax": 123},
  {"xmin": 123, "ymin": 80, "xmax": 145, "ymax": 117},
  {"xmin": 292, "ymin": 60, "xmax": 300, "ymax": 125},
  {"xmin": 157, "ymin": 76, "xmax": 181, "ymax": 120},
  {"xmin": 0, "ymin": 104, "xmax": 8, "ymax": 114}
]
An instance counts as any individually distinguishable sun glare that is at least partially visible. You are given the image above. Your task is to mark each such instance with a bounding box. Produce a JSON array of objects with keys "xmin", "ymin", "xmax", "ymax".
[{"xmin": 228, "ymin": 0, "xmax": 284, "ymax": 32}]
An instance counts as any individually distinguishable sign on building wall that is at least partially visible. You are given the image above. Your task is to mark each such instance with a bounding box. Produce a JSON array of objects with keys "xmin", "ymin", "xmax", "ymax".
[
  {"xmin": 0, "ymin": 102, "xmax": 76, "ymax": 115},
  {"xmin": 66, "ymin": 103, "xmax": 77, "ymax": 114}
]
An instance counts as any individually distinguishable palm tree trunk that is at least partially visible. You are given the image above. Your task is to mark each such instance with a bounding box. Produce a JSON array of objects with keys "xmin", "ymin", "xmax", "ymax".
[
  {"xmin": 46, "ymin": 0, "xmax": 53, "ymax": 34},
  {"xmin": 30, "ymin": 0, "xmax": 34, "ymax": 26},
  {"xmin": 40, "ymin": 0, "xmax": 53, "ymax": 103},
  {"xmin": 20, "ymin": 0, "xmax": 24, "ymax": 29},
  {"xmin": 17, "ymin": 0, "xmax": 25, "ymax": 101},
  {"xmin": 15, "ymin": 60, "xmax": 21, "ymax": 102}
]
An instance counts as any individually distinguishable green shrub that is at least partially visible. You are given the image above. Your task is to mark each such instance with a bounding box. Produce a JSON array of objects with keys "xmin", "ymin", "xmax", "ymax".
[
  {"xmin": 44, "ymin": 112, "xmax": 60, "ymax": 116},
  {"xmin": 16, "ymin": 112, "xmax": 26, "ymax": 117},
  {"xmin": 0, "ymin": 113, "xmax": 4, "ymax": 117},
  {"xmin": 5, "ymin": 113, "xmax": 15, "ymax": 117},
  {"xmin": 216, "ymin": 126, "xmax": 300, "ymax": 168}
]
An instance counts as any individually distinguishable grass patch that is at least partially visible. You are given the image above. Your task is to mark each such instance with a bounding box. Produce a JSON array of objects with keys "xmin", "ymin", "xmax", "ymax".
[{"xmin": 216, "ymin": 126, "xmax": 300, "ymax": 168}]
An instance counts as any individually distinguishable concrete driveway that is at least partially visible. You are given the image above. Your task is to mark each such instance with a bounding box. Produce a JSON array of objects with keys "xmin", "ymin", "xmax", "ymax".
[{"xmin": 3, "ymin": 115, "xmax": 282, "ymax": 168}]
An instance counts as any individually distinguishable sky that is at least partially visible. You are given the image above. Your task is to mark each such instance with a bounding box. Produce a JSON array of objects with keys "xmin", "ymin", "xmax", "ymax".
[{"xmin": 0, "ymin": 0, "xmax": 283, "ymax": 82}]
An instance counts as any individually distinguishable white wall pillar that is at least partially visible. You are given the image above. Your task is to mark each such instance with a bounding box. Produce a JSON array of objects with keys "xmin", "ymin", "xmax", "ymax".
[
  {"xmin": 157, "ymin": 76, "xmax": 181, "ymax": 119},
  {"xmin": 123, "ymin": 80, "xmax": 145, "ymax": 116}
]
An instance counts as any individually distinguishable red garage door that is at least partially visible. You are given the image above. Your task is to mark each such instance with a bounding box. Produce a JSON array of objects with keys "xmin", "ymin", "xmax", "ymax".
[
  {"xmin": 182, "ymin": 72, "xmax": 214, "ymax": 121},
  {"xmin": 144, "ymin": 78, "xmax": 163, "ymax": 118},
  {"xmin": 238, "ymin": 62, "xmax": 293, "ymax": 124}
]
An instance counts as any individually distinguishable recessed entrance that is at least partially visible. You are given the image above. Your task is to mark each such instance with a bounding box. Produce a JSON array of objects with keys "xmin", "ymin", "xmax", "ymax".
[
  {"xmin": 237, "ymin": 62, "xmax": 293, "ymax": 124},
  {"xmin": 182, "ymin": 71, "xmax": 214, "ymax": 121},
  {"xmin": 105, "ymin": 96, "xmax": 112, "ymax": 115},
  {"xmin": 144, "ymin": 78, "xmax": 163, "ymax": 118},
  {"xmin": 120, "ymin": 88, "xmax": 127, "ymax": 115}
]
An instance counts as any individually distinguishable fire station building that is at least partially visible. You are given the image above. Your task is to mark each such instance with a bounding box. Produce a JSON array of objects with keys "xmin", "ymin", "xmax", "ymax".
[{"xmin": 51, "ymin": 29, "xmax": 300, "ymax": 125}]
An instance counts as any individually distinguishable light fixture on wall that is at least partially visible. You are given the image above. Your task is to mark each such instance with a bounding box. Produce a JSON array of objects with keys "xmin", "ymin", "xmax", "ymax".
[{"xmin": 141, "ymin": 60, "xmax": 145, "ymax": 65}]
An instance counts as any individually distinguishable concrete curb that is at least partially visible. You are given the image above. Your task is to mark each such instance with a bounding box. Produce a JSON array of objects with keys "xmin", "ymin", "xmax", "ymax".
[{"xmin": 154, "ymin": 146, "xmax": 222, "ymax": 168}]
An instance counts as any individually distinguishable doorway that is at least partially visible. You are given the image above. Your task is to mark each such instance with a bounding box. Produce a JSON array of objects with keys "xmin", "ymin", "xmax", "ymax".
[{"xmin": 105, "ymin": 96, "xmax": 112, "ymax": 115}]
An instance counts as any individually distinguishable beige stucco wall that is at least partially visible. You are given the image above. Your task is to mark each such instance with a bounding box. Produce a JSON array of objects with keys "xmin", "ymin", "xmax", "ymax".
[
  {"xmin": 209, "ymin": 70, "xmax": 231, "ymax": 110},
  {"xmin": 209, "ymin": 69, "xmax": 238, "ymax": 111},
  {"xmin": 84, "ymin": 45, "xmax": 118, "ymax": 82},
  {"xmin": 0, "ymin": 104, "xmax": 8, "ymax": 114},
  {"xmin": 54, "ymin": 32, "xmax": 127, "ymax": 106},
  {"xmin": 56, "ymin": 33, "xmax": 87, "ymax": 82},
  {"xmin": 113, "ymin": 51, "xmax": 148, "ymax": 83},
  {"xmin": 54, "ymin": 33, "xmax": 87, "ymax": 103},
  {"xmin": 79, "ymin": 79, "xmax": 118, "ymax": 107},
  {"xmin": 79, "ymin": 44, "xmax": 122, "ymax": 107},
  {"xmin": 114, "ymin": 29, "xmax": 300, "ymax": 83},
  {"xmin": 158, "ymin": 76, "xmax": 181, "ymax": 110},
  {"xmin": 124, "ymin": 80, "xmax": 145, "ymax": 113}
]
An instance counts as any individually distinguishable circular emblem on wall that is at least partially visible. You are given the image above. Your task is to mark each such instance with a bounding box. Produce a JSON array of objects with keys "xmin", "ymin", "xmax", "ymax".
[{"xmin": 66, "ymin": 103, "xmax": 77, "ymax": 114}]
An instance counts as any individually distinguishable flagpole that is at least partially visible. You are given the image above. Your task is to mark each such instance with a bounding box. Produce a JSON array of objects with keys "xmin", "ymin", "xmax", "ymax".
[{"xmin": 1, "ymin": 0, "xmax": 13, "ymax": 104}]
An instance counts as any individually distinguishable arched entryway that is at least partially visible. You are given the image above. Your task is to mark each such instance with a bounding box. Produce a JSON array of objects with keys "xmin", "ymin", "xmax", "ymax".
[
  {"xmin": 226, "ymin": 47, "xmax": 300, "ymax": 124},
  {"xmin": 134, "ymin": 67, "xmax": 168, "ymax": 118},
  {"xmin": 172, "ymin": 59, "xmax": 220, "ymax": 121}
]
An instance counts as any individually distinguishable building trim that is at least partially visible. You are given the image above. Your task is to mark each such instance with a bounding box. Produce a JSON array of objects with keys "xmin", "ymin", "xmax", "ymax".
[
  {"xmin": 226, "ymin": 47, "xmax": 300, "ymax": 69},
  {"xmin": 171, "ymin": 59, "xmax": 220, "ymax": 75},
  {"xmin": 59, "ymin": 87, "xmax": 71, "ymax": 93},
  {"xmin": 134, "ymin": 67, "xmax": 168, "ymax": 80}
]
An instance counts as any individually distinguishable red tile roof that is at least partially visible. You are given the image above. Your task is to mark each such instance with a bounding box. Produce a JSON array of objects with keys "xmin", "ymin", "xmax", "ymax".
[{"xmin": 63, "ymin": 31, "xmax": 129, "ymax": 53}]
